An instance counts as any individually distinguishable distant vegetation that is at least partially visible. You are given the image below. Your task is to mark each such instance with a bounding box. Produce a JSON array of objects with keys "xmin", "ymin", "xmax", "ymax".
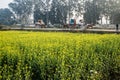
[
  {"xmin": 0, "ymin": 8, "xmax": 15, "ymax": 25},
  {"xmin": 0, "ymin": 31, "xmax": 120, "ymax": 80},
  {"xmin": 0, "ymin": 0, "xmax": 120, "ymax": 26}
]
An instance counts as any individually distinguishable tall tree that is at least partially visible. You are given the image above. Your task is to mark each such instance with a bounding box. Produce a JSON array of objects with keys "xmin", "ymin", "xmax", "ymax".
[
  {"xmin": 111, "ymin": 12, "xmax": 120, "ymax": 24},
  {"xmin": 0, "ymin": 8, "xmax": 15, "ymax": 25},
  {"xmin": 9, "ymin": 0, "xmax": 33, "ymax": 24},
  {"xmin": 83, "ymin": 0, "xmax": 101, "ymax": 24},
  {"xmin": 49, "ymin": 0, "xmax": 68, "ymax": 24},
  {"xmin": 34, "ymin": 0, "xmax": 83, "ymax": 25},
  {"xmin": 96, "ymin": 0, "xmax": 120, "ymax": 24},
  {"xmin": 108, "ymin": 0, "xmax": 120, "ymax": 24},
  {"xmin": 33, "ymin": 0, "xmax": 51, "ymax": 25}
]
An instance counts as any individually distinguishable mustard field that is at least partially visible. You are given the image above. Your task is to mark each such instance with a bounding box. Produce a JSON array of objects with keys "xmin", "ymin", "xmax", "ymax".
[{"xmin": 0, "ymin": 31, "xmax": 120, "ymax": 80}]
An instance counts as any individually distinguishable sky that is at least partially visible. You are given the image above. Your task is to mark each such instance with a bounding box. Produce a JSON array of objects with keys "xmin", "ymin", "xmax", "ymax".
[{"xmin": 0, "ymin": 0, "xmax": 13, "ymax": 9}]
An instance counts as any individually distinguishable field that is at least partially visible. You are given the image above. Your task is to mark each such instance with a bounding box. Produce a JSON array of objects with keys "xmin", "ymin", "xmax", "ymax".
[{"xmin": 0, "ymin": 31, "xmax": 120, "ymax": 80}]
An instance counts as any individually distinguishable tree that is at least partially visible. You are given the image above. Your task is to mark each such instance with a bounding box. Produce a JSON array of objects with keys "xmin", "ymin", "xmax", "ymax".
[
  {"xmin": 34, "ymin": 8, "xmax": 47, "ymax": 24},
  {"xmin": 9, "ymin": 0, "xmax": 33, "ymax": 25},
  {"xmin": 109, "ymin": 0, "xmax": 120, "ymax": 24},
  {"xmin": 49, "ymin": 0, "xmax": 68, "ymax": 24},
  {"xmin": 33, "ymin": 0, "xmax": 68, "ymax": 25},
  {"xmin": 96, "ymin": 0, "xmax": 120, "ymax": 24},
  {"xmin": 34, "ymin": 0, "xmax": 83, "ymax": 25},
  {"xmin": 0, "ymin": 8, "xmax": 15, "ymax": 25},
  {"xmin": 110, "ymin": 12, "xmax": 120, "ymax": 24},
  {"xmin": 83, "ymin": 0, "xmax": 101, "ymax": 24},
  {"xmin": 33, "ymin": 0, "xmax": 51, "ymax": 25}
]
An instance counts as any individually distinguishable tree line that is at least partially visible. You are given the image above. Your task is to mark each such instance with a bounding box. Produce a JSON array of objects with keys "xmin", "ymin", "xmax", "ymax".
[{"xmin": 0, "ymin": 0, "xmax": 120, "ymax": 25}]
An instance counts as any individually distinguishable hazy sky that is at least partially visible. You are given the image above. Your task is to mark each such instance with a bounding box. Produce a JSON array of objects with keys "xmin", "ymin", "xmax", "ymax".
[{"xmin": 0, "ymin": 0, "xmax": 13, "ymax": 9}]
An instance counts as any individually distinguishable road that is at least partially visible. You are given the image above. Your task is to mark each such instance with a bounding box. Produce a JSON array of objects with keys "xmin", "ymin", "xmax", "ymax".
[{"xmin": 2, "ymin": 27, "xmax": 120, "ymax": 34}]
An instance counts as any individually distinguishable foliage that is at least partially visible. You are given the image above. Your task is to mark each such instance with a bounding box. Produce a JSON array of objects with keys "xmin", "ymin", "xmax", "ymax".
[
  {"xmin": 96, "ymin": 0, "xmax": 120, "ymax": 24},
  {"xmin": 9, "ymin": 0, "xmax": 33, "ymax": 24},
  {"xmin": 0, "ymin": 8, "xmax": 15, "ymax": 25},
  {"xmin": 84, "ymin": 0, "xmax": 101, "ymax": 24},
  {"xmin": 33, "ymin": 0, "xmax": 51, "ymax": 25},
  {"xmin": 7, "ymin": 0, "xmax": 120, "ymax": 25},
  {"xmin": 33, "ymin": 0, "xmax": 68, "ymax": 25},
  {"xmin": 49, "ymin": 0, "xmax": 68, "ymax": 24},
  {"xmin": 0, "ymin": 31, "xmax": 120, "ymax": 80},
  {"xmin": 110, "ymin": 12, "xmax": 120, "ymax": 24},
  {"xmin": 34, "ymin": 8, "xmax": 47, "ymax": 24}
]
